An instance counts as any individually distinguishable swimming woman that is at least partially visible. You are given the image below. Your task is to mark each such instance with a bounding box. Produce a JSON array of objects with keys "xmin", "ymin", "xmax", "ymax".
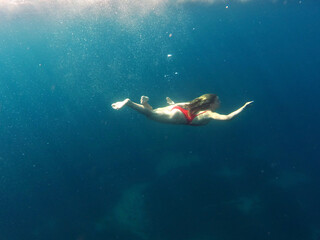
[{"xmin": 111, "ymin": 94, "xmax": 253, "ymax": 126}]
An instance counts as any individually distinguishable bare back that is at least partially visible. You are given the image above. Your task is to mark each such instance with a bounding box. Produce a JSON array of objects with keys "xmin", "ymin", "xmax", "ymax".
[{"xmin": 149, "ymin": 105, "xmax": 212, "ymax": 126}]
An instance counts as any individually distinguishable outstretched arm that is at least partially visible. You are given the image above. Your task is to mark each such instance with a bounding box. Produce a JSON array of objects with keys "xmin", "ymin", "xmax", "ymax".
[{"xmin": 209, "ymin": 101, "xmax": 253, "ymax": 120}]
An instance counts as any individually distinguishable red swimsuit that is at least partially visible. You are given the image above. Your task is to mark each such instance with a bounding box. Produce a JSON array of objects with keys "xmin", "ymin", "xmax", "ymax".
[{"xmin": 171, "ymin": 106, "xmax": 206, "ymax": 125}]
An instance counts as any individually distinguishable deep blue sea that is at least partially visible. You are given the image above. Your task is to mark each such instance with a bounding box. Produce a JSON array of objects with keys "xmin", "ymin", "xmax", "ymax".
[{"xmin": 0, "ymin": 0, "xmax": 319, "ymax": 240}]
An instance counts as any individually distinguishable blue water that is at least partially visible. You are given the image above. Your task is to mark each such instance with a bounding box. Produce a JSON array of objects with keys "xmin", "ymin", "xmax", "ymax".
[{"xmin": 0, "ymin": 1, "xmax": 319, "ymax": 239}]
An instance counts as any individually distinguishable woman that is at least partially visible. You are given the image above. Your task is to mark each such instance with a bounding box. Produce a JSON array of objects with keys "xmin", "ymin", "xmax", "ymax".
[{"xmin": 111, "ymin": 94, "xmax": 253, "ymax": 126}]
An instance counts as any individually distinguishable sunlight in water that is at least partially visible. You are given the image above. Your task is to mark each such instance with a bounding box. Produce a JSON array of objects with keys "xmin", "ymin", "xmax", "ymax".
[
  {"xmin": 0, "ymin": 0, "xmax": 259, "ymax": 18},
  {"xmin": 0, "ymin": 0, "xmax": 166, "ymax": 17}
]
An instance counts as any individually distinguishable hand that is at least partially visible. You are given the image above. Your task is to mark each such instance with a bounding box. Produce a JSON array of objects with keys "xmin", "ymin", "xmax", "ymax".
[
  {"xmin": 244, "ymin": 101, "xmax": 254, "ymax": 108},
  {"xmin": 111, "ymin": 99, "xmax": 129, "ymax": 110}
]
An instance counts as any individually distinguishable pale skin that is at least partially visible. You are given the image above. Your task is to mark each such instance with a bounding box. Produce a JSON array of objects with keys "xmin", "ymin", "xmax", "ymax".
[{"xmin": 111, "ymin": 96, "xmax": 253, "ymax": 126}]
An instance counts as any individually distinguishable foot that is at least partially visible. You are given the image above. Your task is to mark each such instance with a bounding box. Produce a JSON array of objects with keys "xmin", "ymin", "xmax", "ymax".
[
  {"xmin": 166, "ymin": 97, "xmax": 175, "ymax": 105},
  {"xmin": 140, "ymin": 96, "xmax": 153, "ymax": 110},
  {"xmin": 111, "ymin": 98, "xmax": 130, "ymax": 110},
  {"xmin": 140, "ymin": 96, "xmax": 149, "ymax": 104}
]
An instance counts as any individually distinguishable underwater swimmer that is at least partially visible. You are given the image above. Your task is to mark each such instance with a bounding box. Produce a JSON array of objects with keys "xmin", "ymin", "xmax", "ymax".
[{"xmin": 111, "ymin": 94, "xmax": 253, "ymax": 126}]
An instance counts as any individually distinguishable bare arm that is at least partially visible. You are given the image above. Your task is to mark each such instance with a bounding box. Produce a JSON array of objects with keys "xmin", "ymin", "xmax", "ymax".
[{"xmin": 209, "ymin": 101, "xmax": 254, "ymax": 120}]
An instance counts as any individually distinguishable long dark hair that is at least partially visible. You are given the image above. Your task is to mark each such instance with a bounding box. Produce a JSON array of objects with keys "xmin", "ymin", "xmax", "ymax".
[{"xmin": 184, "ymin": 94, "xmax": 219, "ymax": 116}]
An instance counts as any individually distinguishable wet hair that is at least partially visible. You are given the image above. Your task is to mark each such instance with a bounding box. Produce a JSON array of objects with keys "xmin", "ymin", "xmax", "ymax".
[{"xmin": 184, "ymin": 94, "xmax": 219, "ymax": 116}]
